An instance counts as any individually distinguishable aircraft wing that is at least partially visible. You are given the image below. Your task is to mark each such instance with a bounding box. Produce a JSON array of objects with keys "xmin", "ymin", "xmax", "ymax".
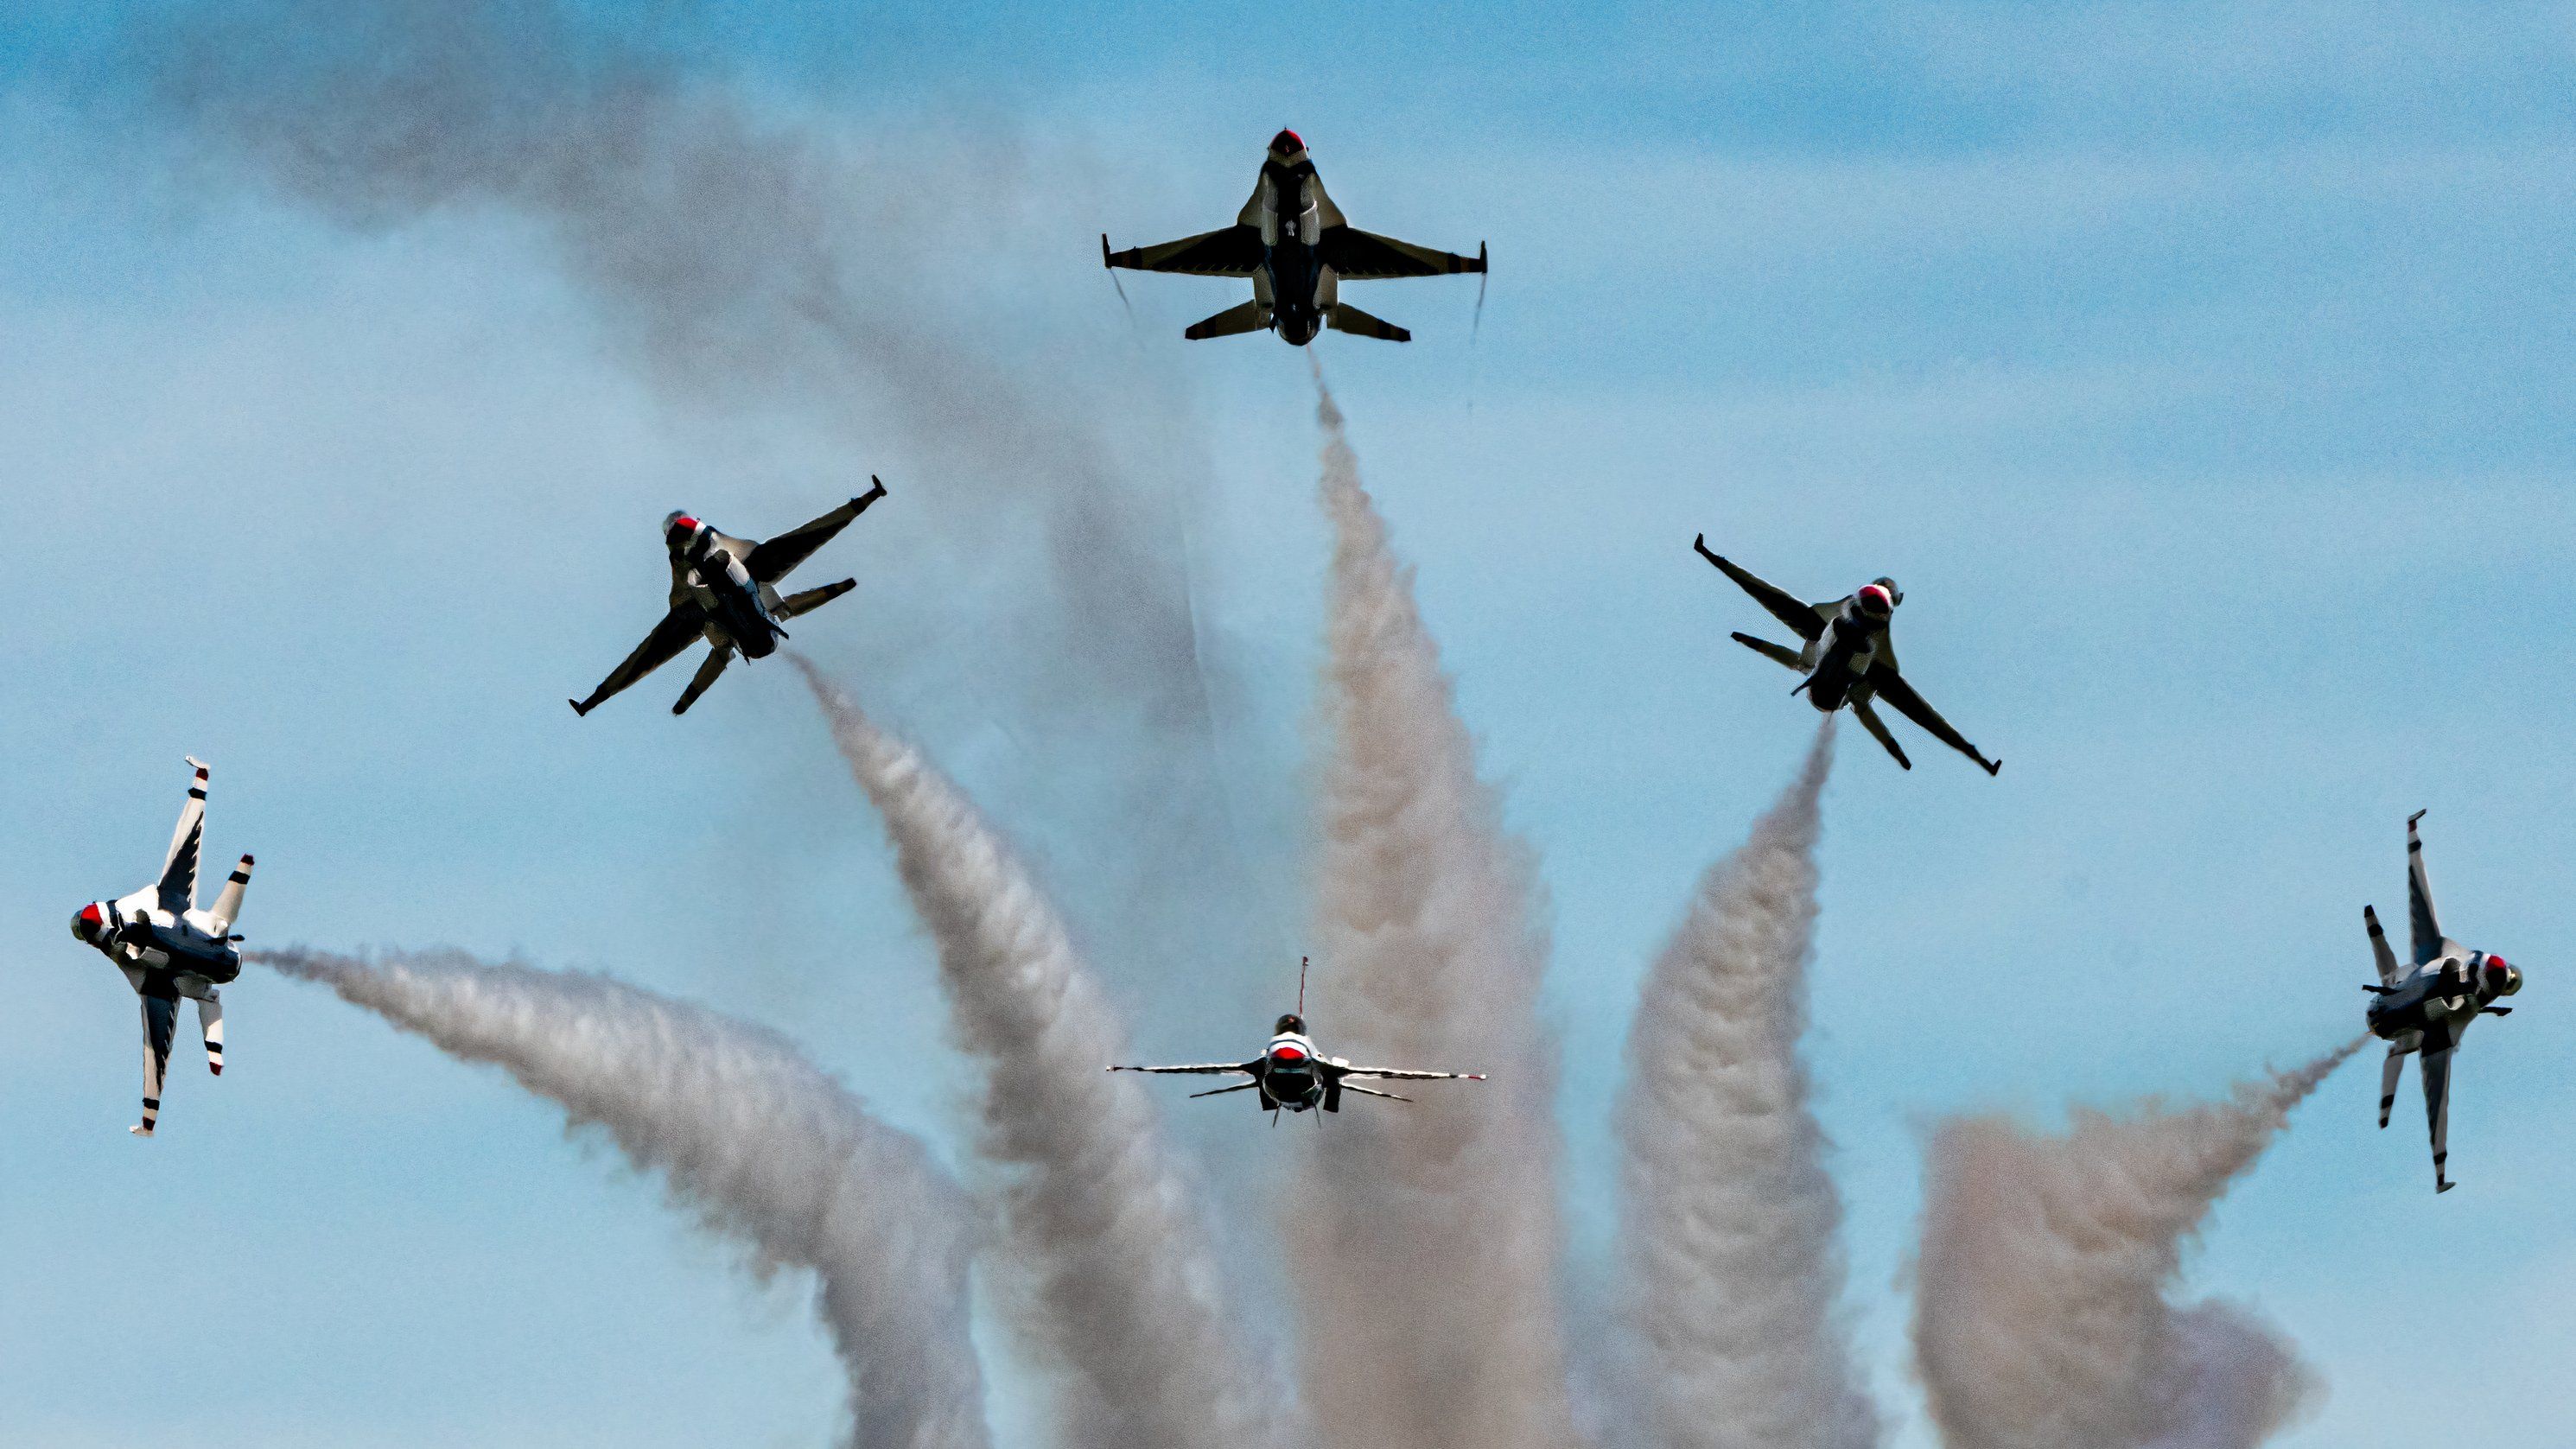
[
  {"xmin": 1108, "ymin": 1061, "xmax": 1260, "ymax": 1076},
  {"xmin": 1694, "ymin": 536, "xmax": 1827, "ymax": 642},
  {"xmin": 747, "ymin": 480, "xmax": 886, "ymax": 584},
  {"xmin": 136, "ymin": 984, "xmax": 179, "ymax": 1136},
  {"xmin": 569, "ymin": 607, "xmax": 705, "ymax": 716},
  {"xmin": 157, "ymin": 758, "xmax": 209, "ymax": 914},
  {"xmin": 1323, "ymin": 1062, "xmax": 1485, "ymax": 1083},
  {"xmin": 2420, "ymin": 1037, "xmax": 2457, "ymax": 1192},
  {"xmin": 1104, "ymin": 227, "xmax": 1264, "ymax": 277},
  {"xmin": 1319, "ymin": 227, "xmax": 1485, "ymax": 280},
  {"xmin": 2406, "ymin": 811, "xmax": 2445, "ymax": 966},
  {"xmin": 1866, "ymin": 665, "xmax": 2001, "ymax": 775}
]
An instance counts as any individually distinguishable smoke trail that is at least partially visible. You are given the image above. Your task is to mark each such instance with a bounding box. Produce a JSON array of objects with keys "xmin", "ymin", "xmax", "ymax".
[
  {"xmin": 796, "ymin": 661, "xmax": 1276, "ymax": 1449},
  {"xmin": 254, "ymin": 946, "xmax": 989, "ymax": 1449},
  {"xmin": 1911, "ymin": 1040, "xmax": 2367, "ymax": 1449},
  {"xmin": 1617, "ymin": 722, "xmax": 1880, "ymax": 1449},
  {"xmin": 1290, "ymin": 372, "xmax": 1581, "ymax": 1449}
]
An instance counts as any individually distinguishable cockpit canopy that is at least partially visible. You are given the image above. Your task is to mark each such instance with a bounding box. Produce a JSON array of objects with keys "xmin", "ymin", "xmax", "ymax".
[
  {"xmin": 2481, "ymin": 953, "xmax": 2522, "ymax": 996},
  {"xmin": 1274, "ymin": 1013, "xmax": 1307, "ymax": 1037}
]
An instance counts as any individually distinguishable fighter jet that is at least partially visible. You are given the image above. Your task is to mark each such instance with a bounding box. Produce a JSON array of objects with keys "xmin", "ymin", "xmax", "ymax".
[
  {"xmin": 1694, "ymin": 535, "xmax": 2001, "ymax": 775},
  {"xmin": 70, "ymin": 757, "xmax": 254, "ymax": 1137},
  {"xmin": 2363, "ymin": 811, "xmax": 2522, "ymax": 1192},
  {"xmin": 1109, "ymin": 958, "xmax": 1485, "ymax": 1120},
  {"xmin": 1102, "ymin": 130, "xmax": 1486, "ymax": 345},
  {"xmin": 570, "ymin": 480, "xmax": 887, "ymax": 717}
]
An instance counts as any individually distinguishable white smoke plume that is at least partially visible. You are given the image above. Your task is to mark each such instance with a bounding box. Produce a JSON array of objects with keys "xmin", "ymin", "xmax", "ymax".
[
  {"xmin": 253, "ymin": 945, "xmax": 989, "ymax": 1449},
  {"xmin": 1911, "ymin": 1040, "xmax": 2367, "ymax": 1449},
  {"xmin": 1290, "ymin": 372, "xmax": 1581, "ymax": 1449},
  {"xmin": 795, "ymin": 661, "xmax": 1278, "ymax": 1449},
  {"xmin": 1618, "ymin": 721, "xmax": 1880, "ymax": 1449}
]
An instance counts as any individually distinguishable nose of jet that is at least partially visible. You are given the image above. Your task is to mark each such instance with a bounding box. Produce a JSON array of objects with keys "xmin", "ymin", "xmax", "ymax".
[{"xmin": 70, "ymin": 902, "xmax": 102, "ymax": 943}]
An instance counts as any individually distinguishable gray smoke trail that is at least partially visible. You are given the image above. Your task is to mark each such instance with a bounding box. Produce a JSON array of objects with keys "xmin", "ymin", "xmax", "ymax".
[
  {"xmin": 795, "ymin": 661, "xmax": 1277, "ymax": 1449},
  {"xmin": 1291, "ymin": 373, "xmax": 1581, "ymax": 1449},
  {"xmin": 254, "ymin": 946, "xmax": 989, "ymax": 1449},
  {"xmin": 1617, "ymin": 722, "xmax": 1880, "ymax": 1449},
  {"xmin": 1911, "ymin": 1040, "xmax": 2367, "ymax": 1449}
]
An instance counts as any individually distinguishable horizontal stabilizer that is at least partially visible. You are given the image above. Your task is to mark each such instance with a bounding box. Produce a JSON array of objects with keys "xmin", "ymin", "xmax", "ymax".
[
  {"xmin": 210, "ymin": 854, "xmax": 253, "ymax": 933},
  {"xmin": 779, "ymin": 578, "xmax": 857, "ymax": 620},
  {"xmin": 1325, "ymin": 302, "xmax": 1410, "ymax": 342},
  {"xmin": 200, "ymin": 992, "xmax": 225, "ymax": 1077},
  {"xmin": 1729, "ymin": 632, "xmax": 1804, "ymax": 671},
  {"xmin": 1184, "ymin": 300, "xmax": 1272, "ymax": 340},
  {"xmin": 671, "ymin": 647, "xmax": 733, "ymax": 715}
]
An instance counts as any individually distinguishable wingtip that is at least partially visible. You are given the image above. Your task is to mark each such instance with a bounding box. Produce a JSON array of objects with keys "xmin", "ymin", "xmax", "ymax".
[
  {"xmin": 1983, "ymin": 758, "xmax": 2003, "ymax": 777},
  {"xmin": 2437, "ymin": 1179, "xmax": 2456, "ymax": 1193},
  {"xmin": 567, "ymin": 698, "xmax": 589, "ymax": 716},
  {"xmin": 1100, "ymin": 232, "xmax": 1112, "ymax": 267},
  {"xmin": 185, "ymin": 755, "xmax": 209, "ymax": 775},
  {"xmin": 129, "ymin": 1123, "xmax": 153, "ymax": 1138},
  {"xmin": 2409, "ymin": 809, "xmax": 2428, "ymax": 827}
]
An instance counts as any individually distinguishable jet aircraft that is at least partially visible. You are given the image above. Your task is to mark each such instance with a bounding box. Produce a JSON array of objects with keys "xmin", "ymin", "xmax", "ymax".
[
  {"xmin": 1102, "ymin": 130, "xmax": 1486, "ymax": 344},
  {"xmin": 1109, "ymin": 959, "xmax": 1485, "ymax": 1119},
  {"xmin": 2363, "ymin": 811, "xmax": 2522, "ymax": 1192},
  {"xmin": 570, "ymin": 480, "xmax": 887, "ymax": 717},
  {"xmin": 1693, "ymin": 535, "xmax": 2001, "ymax": 775},
  {"xmin": 70, "ymin": 757, "xmax": 254, "ymax": 1137}
]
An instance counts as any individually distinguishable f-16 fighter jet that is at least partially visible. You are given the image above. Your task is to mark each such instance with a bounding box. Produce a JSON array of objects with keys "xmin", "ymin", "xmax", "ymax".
[
  {"xmin": 1102, "ymin": 130, "xmax": 1486, "ymax": 344},
  {"xmin": 1694, "ymin": 534, "xmax": 2002, "ymax": 776},
  {"xmin": 1110, "ymin": 958, "xmax": 1485, "ymax": 1120},
  {"xmin": 569, "ymin": 480, "xmax": 887, "ymax": 717},
  {"xmin": 2363, "ymin": 811, "xmax": 2522, "ymax": 1192},
  {"xmin": 69, "ymin": 757, "xmax": 254, "ymax": 1137}
]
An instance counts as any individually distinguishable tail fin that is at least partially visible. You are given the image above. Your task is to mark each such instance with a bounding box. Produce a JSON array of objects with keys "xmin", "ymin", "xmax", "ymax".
[
  {"xmin": 779, "ymin": 578, "xmax": 856, "ymax": 620},
  {"xmin": 1325, "ymin": 302, "xmax": 1410, "ymax": 341},
  {"xmin": 1184, "ymin": 300, "xmax": 1271, "ymax": 340},
  {"xmin": 209, "ymin": 854, "xmax": 253, "ymax": 933},
  {"xmin": 199, "ymin": 991, "xmax": 225, "ymax": 1077}
]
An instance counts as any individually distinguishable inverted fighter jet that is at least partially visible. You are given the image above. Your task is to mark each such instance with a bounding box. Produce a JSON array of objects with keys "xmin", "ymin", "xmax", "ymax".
[
  {"xmin": 1109, "ymin": 958, "xmax": 1485, "ymax": 1120},
  {"xmin": 70, "ymin": 757, "xmax": 254, "ymax": 1136},
  {"xmin": 1102, "ymin": 130, "xmax": 1486, "ymax": 344},
  {"xmin": 2363, "ymin": 811, "xmax": 2522, "ymax": 1192},
  {"xmin": 570, "ymin": 480, "xmax": 887, "ymax": 717},
  {"xmin": 1694, "ymin": 535, "xmax": 2001, "ymax": 775}
]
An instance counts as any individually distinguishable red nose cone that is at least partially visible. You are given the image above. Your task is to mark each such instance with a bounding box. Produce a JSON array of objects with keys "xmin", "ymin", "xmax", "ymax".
[
  {"xmin": 1858, "ymin": 585, "xmax": 1892, "ymax": 615},
  {"xmin": 673, "ymin": 516, "xmax": 699, "ymax": 536},
  {"xmin": 1270, "ymin": 129, "xmax": 1304, "ymax": 156},
  {"xmin": 1271, "ymin": 1044, "xmax": 1307, "ymax": 1062},
  {"xmin": 79, "ymin": 904, "xmax": 101, "ymax": 926}
]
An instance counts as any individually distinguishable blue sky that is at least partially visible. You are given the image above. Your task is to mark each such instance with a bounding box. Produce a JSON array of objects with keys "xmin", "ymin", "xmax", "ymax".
[{"xmin": 3, "ymin": 3, "xmax": 2573, "ymax": 1446}]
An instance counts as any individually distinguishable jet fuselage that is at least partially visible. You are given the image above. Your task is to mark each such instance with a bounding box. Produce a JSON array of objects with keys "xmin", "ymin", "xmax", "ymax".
[
  {"xmin": 2369, "ymin": 950, "xmax": 2519, "ymax": 1046},
  {"xmin": 666, "ymin": 516, "xmax": 786, "ymax": 660},
  {"xmin": 1254, "ymin": 158, "xmax": 1328, "ymax": 345},
  {"xmin": 1795, "ymin": 585, "xmax": 1900, "ymax": 711},
  {"xmin": 73, "ymin": 898, "xmax": 240, "ymax": 983},
  {"xmin": 1257, "ymin": 1031, "xmax": 1328, "ymax": 1111}
]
